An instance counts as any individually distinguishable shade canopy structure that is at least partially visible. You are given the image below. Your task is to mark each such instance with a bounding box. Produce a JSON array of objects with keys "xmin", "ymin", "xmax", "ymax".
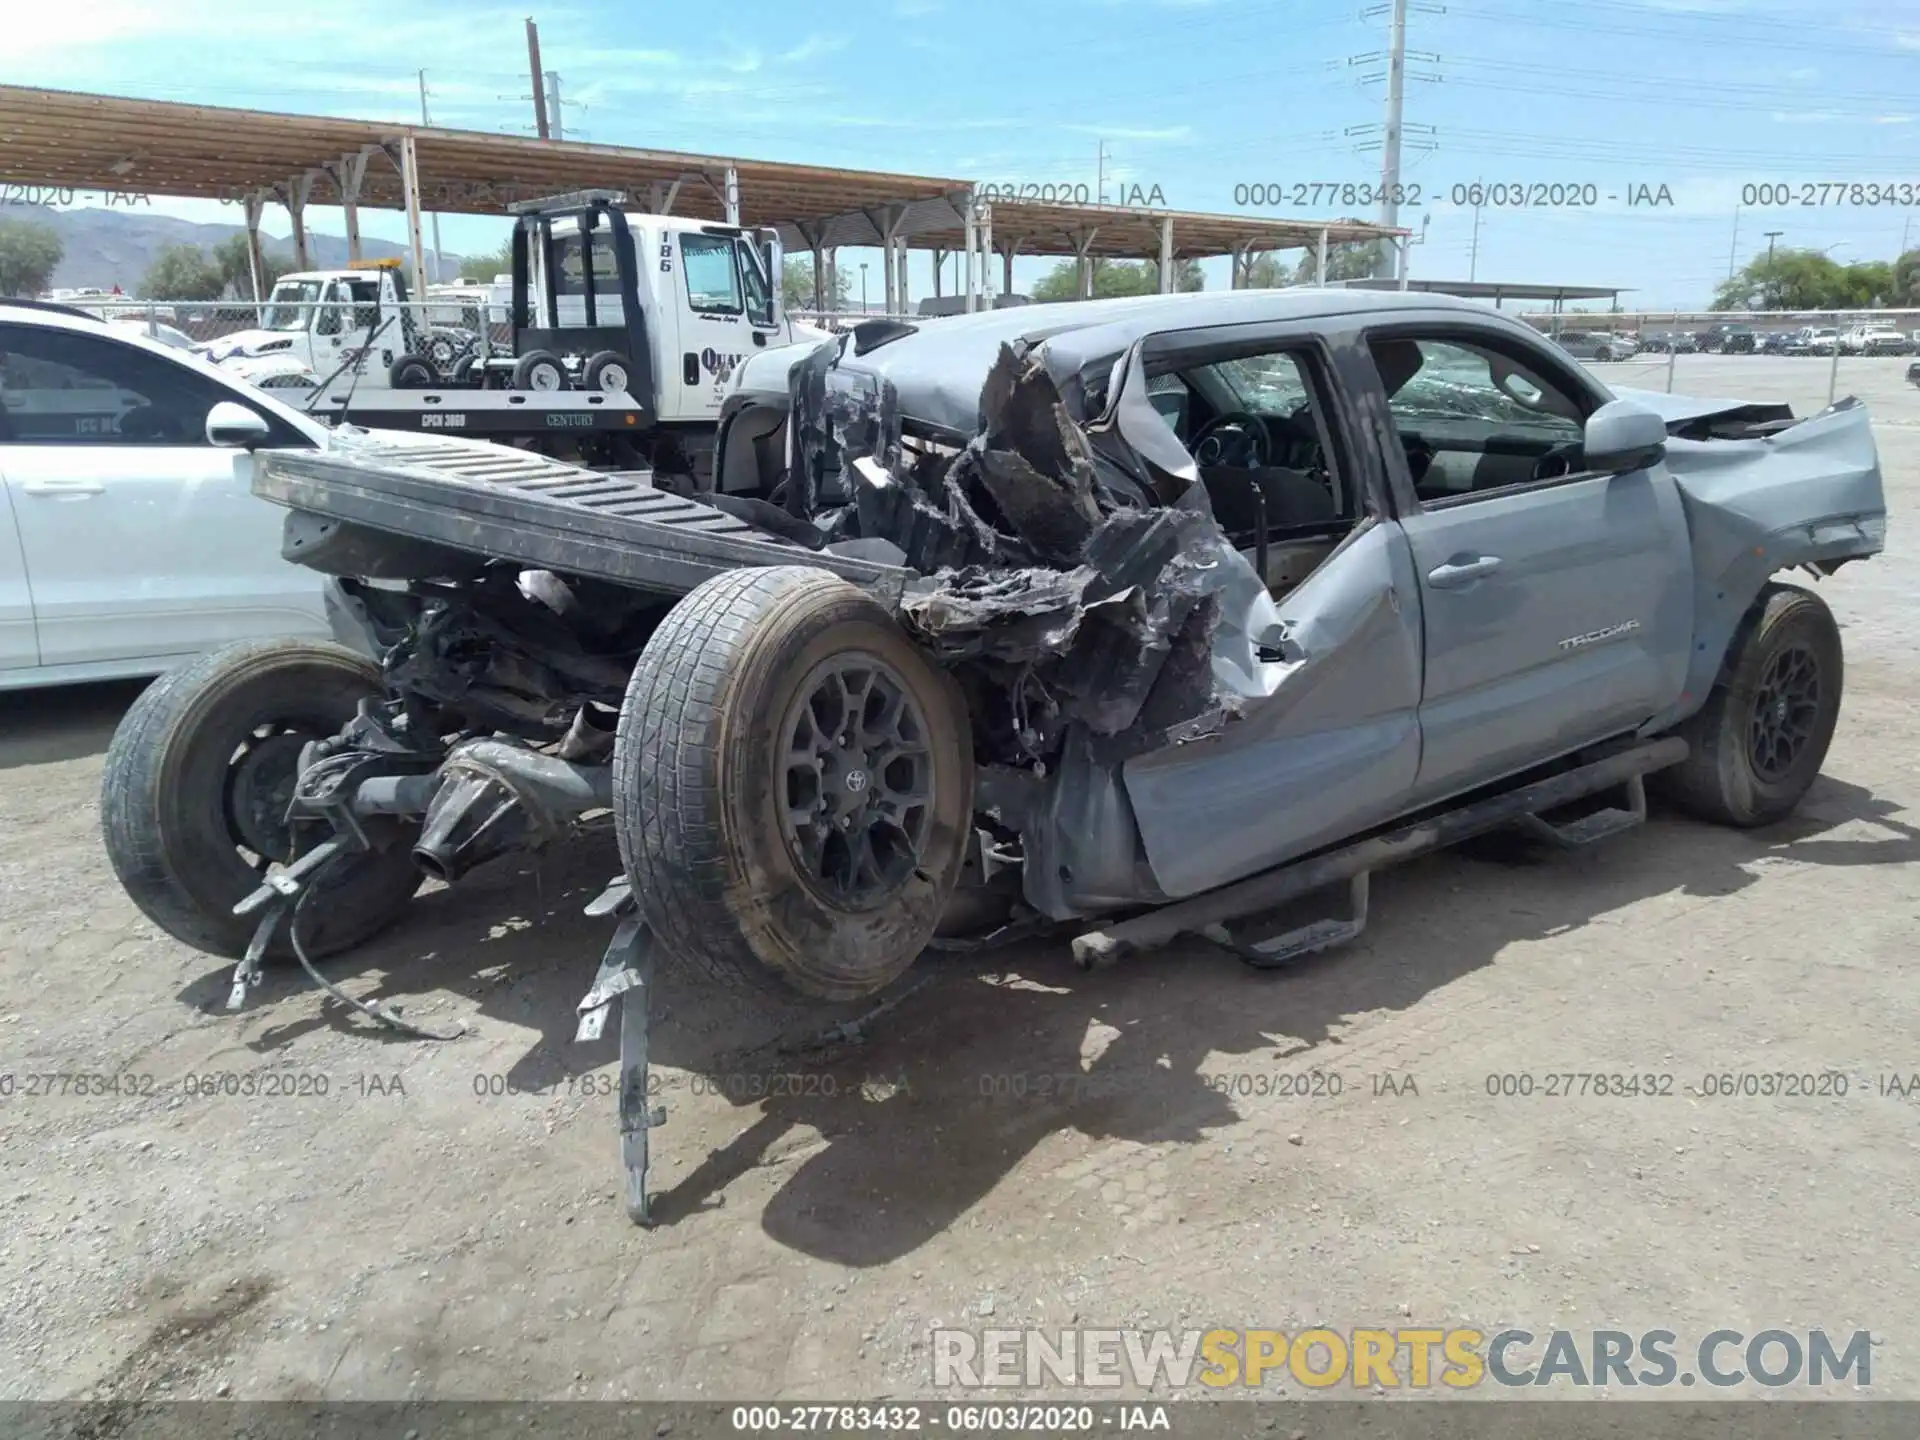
[
  {"xmin": 0, "ymin": 84, "xmax": 971, "ymax": 227},
  {"xmin": 1332, "ymin": 278, "xmax": 1629, "ymax": 310},
  {"xmin": 0, "ymin": 84, "xmax": 1409, "ymax": 310},
  {"xmin": 954, "ymin": 200, "xmax": 1399, "ymax": 261}
]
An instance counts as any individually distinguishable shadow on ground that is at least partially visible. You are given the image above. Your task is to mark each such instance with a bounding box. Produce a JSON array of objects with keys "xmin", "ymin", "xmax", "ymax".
[
  {"xmin": 0, "ymin": 679, "xmax": 147, "ymax": 771},
  {"xmin": 172, "ymin": 771, "xmax": 1915, "ymax": 1266}
]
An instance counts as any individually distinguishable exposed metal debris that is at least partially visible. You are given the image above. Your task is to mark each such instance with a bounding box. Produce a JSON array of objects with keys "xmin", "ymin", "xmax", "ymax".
[{"xmin": 767, "ymin": 337, "xmax": 1272, "ymax": 763}]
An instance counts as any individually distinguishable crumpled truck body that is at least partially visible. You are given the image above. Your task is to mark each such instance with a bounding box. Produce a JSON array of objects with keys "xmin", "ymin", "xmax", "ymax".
[{"xmin": 257, "ymin": 290, "xmax": 1887, "ymax": 926}]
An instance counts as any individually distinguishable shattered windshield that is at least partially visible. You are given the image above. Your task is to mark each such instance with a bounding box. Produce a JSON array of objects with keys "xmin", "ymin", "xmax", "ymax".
[
  {"xmin": 261, "ymin": 281, "xmax": 323, "ymax": 331},
  {"xmin": 1387, "ymin": 339, "xmax": 1582, "ymax": 433}
]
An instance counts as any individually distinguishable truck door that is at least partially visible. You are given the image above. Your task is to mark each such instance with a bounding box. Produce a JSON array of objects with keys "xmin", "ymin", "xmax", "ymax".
[
  {"xmin": 308, "ymin": 279, "xmax": 351, "ymax": 376},
  {"xmin": 1108, "ymin": 333, "xmax": 1425, "ymax": 897},
  {"xmin": 354, "ymin": 276, "xmax": 402, "ymax": 376},
  {"xmin": 308, "ymin": 278, "xmax": 392, "ymax": 382},
  {"xmin": 661, "ymin": 230, "xmax": 755, "ymax": 423},
  {"xmin": 1363, "ymin": 328, "xmax": 1693, "ymax": 802}
]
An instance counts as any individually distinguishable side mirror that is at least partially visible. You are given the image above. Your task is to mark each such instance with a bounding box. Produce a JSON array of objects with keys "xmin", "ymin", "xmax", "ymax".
[
  {"xmin": 1583, "ymin": 398, "xmax": 1667, "ymax": 474},
  {"xmin": 206, "ymin": 400, "xmax": 271, "ymax": 449}
]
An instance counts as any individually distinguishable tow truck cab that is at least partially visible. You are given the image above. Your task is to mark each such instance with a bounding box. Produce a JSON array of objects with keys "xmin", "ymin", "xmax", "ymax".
[{"xmin": 507, "ymin": 189, "xmax": 824, "ymax": 423}]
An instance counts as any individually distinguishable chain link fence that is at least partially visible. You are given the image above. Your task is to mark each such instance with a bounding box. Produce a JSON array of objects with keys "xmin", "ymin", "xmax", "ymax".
[
  {"xmin": 76, "ymin": 298, "xmax": 900, "ymax": 370},
  {"xmin": 1514, "ymin": 309, "xmax": 1919, "ymax": 412}
]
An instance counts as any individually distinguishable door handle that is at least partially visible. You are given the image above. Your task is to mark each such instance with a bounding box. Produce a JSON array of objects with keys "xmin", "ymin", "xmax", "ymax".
[
  {"xmin": 21, "ymin": 479, "xmax": 105, "ymax": 497},
  {"xmin": 1427, "ymin": 555, "xmax": 1501, "ymax": 587}
]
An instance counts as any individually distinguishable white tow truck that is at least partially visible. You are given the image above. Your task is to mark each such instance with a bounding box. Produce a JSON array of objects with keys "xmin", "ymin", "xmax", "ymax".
[
  {"xmin": 207, "ymin": 192, "xmax": 830, "ymax": 478},
  {"xmin": 201, "ymin": 260, "xmax": 470, "ymax": 389}
]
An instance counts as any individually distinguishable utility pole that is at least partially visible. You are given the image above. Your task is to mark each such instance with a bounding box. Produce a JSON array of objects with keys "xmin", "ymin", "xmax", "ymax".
[
  {"xmin": 1468, "ymin": 201, "xmax": 1483, "ymax": 282},
  {"xmin": 1376, "ymin": 0, "xmax": 1408, "ymax": 278},
  {"xmin": 1726, "ymin": 205, "xmax": 1740, "ymax": 283},
  {"xmin": 526, "ymin": 18, "xmax": 550, "ymax": 140},
  {"xmin": 1096, "ymin": 140, "xmax": 1109, "ymax": 206},
  {"xmin": 544, "ymin": 70, "xmax": 564, "ymax": 141},
  {"xmin": 1763, "ymin": 229, "xmax": 1783, "ymax": 308},
  {"xmin": 417, "ymin": 70, "xmax": 444, "ymax": 284}
]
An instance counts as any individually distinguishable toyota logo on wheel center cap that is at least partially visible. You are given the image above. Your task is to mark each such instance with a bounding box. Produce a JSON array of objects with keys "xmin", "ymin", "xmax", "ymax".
[{"xmin": 845, "ymin": 769, "xmax": 869, "ymax": 794}]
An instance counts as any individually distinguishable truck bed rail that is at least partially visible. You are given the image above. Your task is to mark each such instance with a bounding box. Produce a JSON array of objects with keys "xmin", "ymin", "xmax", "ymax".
[{"xmin": 253, "ymin": 437, "xmax": 910, "ymax": 604}]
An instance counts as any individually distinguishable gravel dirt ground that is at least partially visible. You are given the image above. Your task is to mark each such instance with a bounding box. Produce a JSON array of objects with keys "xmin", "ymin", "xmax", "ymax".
[{"xmin": 1, "ymin": 356, "xmax": 1915, "ymax": 1407}]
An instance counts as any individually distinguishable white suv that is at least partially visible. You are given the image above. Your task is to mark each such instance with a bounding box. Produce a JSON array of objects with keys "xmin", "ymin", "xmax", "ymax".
[{"xmin": 0, "ymin": 300, "xmax": 334, "ymax": 691}]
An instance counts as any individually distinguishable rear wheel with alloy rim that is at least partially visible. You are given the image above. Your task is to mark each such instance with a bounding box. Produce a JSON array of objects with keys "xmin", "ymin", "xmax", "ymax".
[
  {"xmin": 1654, "ymin": 584, "xmax": 1843, "ymax": 827},
  {"xmin": 612, "ymin": 566, "xmax": 973, "ymax": 1000}
]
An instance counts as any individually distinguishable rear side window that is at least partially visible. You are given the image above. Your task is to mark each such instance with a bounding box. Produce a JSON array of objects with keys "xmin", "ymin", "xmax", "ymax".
[
  {"xmin": 0, "ymin": 323, "xmax": 234, "ymax": 445},
  {"xmin": 553, "ymin": 229, "xmax": 622, "ymax": 297},
  {"xmin": 681, "ymin": 234, "xmax": 743, "ymax": 314}
]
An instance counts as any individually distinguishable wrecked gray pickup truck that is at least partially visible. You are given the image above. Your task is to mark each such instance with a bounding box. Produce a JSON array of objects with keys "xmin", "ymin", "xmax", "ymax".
[{"xmin": 102, "ymin": 289, "xmax": 1886, "ymax": 1221}]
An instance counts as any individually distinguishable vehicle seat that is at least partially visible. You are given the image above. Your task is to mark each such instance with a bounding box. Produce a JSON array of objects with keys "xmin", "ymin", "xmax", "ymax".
[{"xmin": 1200, "ymin": 465, "xmax": 1338, "ymax": 536}]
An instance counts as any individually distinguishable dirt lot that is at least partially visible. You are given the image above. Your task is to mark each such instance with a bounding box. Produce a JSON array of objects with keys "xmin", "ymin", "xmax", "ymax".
[{"xmin": 2, "ymin": 356, "xmax": 1916, "ymax": 1405}]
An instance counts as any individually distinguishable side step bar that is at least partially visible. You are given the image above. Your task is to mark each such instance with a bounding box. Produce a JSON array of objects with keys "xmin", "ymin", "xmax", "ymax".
[
  {"xmin": 1516, "ymin": 774, "xmax": 1648, "ymax": 848},
  {"xmin": 1070, "ymin": 737, "xmax": 1686, "ymax": 971}
]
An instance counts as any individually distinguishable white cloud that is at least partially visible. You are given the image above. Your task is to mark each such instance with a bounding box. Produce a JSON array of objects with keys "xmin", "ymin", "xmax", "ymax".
[
  {"xmin": 780, "ymin": 35, "xmax": 850, "ymax": 64},
  {"xmin": 6, "ymin": 0, "xmax": 193, "ymax": 62},
  {"xmin": 1063, "ymin": 123, "xmax": 1193, "ymax": 142}
]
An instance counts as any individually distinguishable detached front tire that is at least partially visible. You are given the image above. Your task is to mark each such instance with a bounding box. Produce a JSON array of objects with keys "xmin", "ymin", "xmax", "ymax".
[
  {"xmin": 102, "ymin": 640, "xmax": 422, "ymax": 961},
  {"xmin": 613, "ymin": 567, "xmax": 974, "ymax": 1001},
  {"xmin": 1656, "ymin": 583, "xmax": 1843, "ymax": 827}
]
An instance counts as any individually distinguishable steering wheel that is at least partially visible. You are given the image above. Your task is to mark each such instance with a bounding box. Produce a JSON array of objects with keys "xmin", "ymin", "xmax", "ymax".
[
  {"xmin": 1531, "ymin": 439, "xmax": 1585, "ymax": 481},
  {"xmin": 1190, "ymin": 410, "xmax": 1272, "ymax": 469}
]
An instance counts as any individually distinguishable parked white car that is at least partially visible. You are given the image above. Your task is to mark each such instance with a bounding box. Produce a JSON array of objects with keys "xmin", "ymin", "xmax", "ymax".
[{"xmin": 0, "ymin": 299, "xmax": 334, "ymax": 691}]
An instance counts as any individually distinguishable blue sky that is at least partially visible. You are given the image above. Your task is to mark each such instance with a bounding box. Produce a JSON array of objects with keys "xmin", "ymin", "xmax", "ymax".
[{"xmin": 9, "ymin": 0, "xmax": 1918, "ymax": 307}]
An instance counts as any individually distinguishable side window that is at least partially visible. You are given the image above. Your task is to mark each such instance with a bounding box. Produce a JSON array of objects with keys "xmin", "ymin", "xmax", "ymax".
[
  {"xmin": 681, "ymin": 234, "xmax": 743, "ymax": 314},
  {"xmin": 737, "ymin": 240, "xmax": 774, "ymax": 327},
  {"xmin": 313, "ymin": 283, "xmax": 341, "ymax": 336},
  {"xmin": 344, "ymin": 280, "xmax": 381, "ymax": 331},
  {"xmin": 0, "ymin": 324, "xmax": 232, "ymax": 446},
  {"xmin": 1171, "ymin": 344, "xmax": 1352, "ymax": 536},
  {"xmin": 553, "ymin": 230, "xmax": 621, "ymax": 297},
  {"xmin": 1367, "ymin": 335, "xmax": 1588, "ymax": 505},
  {"xmin": 1147, "ymin": 373, "xmax": 1189, "ymax": 433}
]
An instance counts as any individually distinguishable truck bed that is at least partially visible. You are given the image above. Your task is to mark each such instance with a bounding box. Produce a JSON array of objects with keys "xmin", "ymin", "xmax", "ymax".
[{"xmin": 253, "ymin": 435, "xmax": 911, "ymax": 604}]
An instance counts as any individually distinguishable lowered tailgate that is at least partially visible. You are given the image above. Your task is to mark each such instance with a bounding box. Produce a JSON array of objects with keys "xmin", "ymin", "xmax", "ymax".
[{"xmin": 252, "ymin": 434, "xmax": 910, "ymax": 604}]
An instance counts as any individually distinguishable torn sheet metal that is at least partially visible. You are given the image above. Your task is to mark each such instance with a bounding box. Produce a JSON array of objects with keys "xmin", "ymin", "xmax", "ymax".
[
  {"xmin": 1652, "ymin": 396, "xmax": 1886, "ymax": 723},
  {"xmin": 785, "ymin": 341, "xmax": 1286, "ymax": 757},
  {"xmin": 1611, "ymin": 385, "xmax": 1796, "ymax": 435},
  {"xmin": 778, "ymin": 335, "xmax": 1336, "ymax": 770}
]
